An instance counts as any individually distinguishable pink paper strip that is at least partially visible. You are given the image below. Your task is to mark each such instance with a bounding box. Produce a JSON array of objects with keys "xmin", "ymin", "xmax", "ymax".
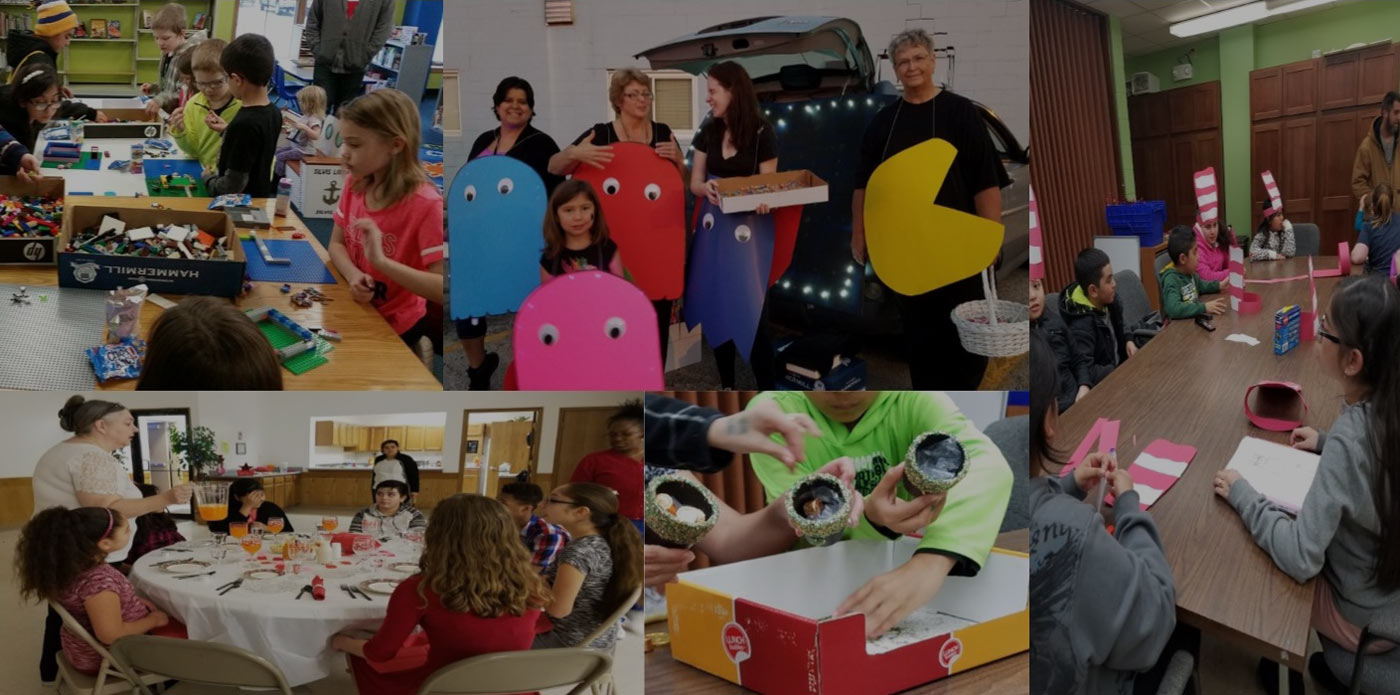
[
  {"xmin": 1245, "ymin": 275, "xmax": 1309, "ymax": 284},
  {"xmin": 1143, "ymin": 439, "xmax": 1199, "ymax": 463},
  {"xmin": 1029, "ymin": 186, "xmax": 1043, "ymax": 281},
  {"xmin": 1245, "ymin": 381, "xmax": 1309, "ymax": 431},
  {"xmin": 1129, "ymin": 465, "xmax": 1178, "ymax": 492},
  {"xmin": 1060, "ymin": 418, "xmax": 1106, "ymax": 477},
  {"xmin": 1123, "ymin": 438, "xmax": 1198, "ymax": 511}
]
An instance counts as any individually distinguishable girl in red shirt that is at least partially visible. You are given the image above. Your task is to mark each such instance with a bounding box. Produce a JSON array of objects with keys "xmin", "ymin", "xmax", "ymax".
[
  {"xmin": 333, "ymin": 494, "xmax": 549, "ymax": 695},
  {"xmin": 328, "ymin": 88, "xmax": 445, "ymax": 358}
]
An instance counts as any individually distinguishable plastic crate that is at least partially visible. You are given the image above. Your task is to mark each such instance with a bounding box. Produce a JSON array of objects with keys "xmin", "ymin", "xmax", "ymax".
[{"xmin": 1106, "ymin": 201, "xmax": 1166, "ymax": 246}]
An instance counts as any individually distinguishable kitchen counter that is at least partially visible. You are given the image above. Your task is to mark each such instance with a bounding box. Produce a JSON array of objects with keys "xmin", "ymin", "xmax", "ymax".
[{"xmin": 204, "ymin": 471, "xmax": 304, "ymax": 480}]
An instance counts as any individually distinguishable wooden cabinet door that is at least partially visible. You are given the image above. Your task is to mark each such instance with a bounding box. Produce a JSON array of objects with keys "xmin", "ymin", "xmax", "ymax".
[
  {"xmin": 1252, "ymin": 66, "xmax": 1283, "ymax": 121},
  {"xmin": 1132, "ymin": 136, "xmax": 1171, "ymax": 206},
  {"xmin": 331, "ymin": 476, "xmax": 366, "ymax": 508},
  {"xmin": 286, "ymin": 477, "xmax": 299, "ymax": 509},
  {"xmin": 1358, "ymin": 44, "xmax": 1396, "ymax": 106},
  {"xmin": 314, "ymin": 421, "xmax": 335, "ymax": 447},
  {"xmin": 425, "ymin": 427, "xmax": 444, "ymax": 450},
  {"xmin": 552, "ymin": 407, "xmax": 616, "ymax": 486},
  {"xmin": 1322, "ymin": 52, "xmax": 1360, "ymax": 111},
  {"xmin": 1168, "ymin": 82, "xmax": 1220, "ymax": 133},
  {"xmin": 1171, "ymin": 137, "xmax": 1199, "ymax": 228},
  {"xmin": 387, "ymin": 427, "xmax": 407, "ymax": 447},
  {"xmin": 1280, "ymin": 117, "xmax": 1318, "ymax": 222},
  {"xmin": 360, "ymin": 426, "xmax": 372, "ymax": 453},
  {"xmin": 1252, "ymin": 121, "xmax": 1283, "ymax": 213},
  {"xmin": 1282, "ymin": 60, "xmax": 1318, "ymax": 116},
  {"xmin": 371, "ymin": 427, "xmax": 387, "ymax": 451},
  {"xmin": 1144, "ymin": 92, "xmax": 1172, "ymax": 138},
  {"xmin": 485, "ymin": 421, "xmax": 535, "ymax": 472},
  {"xmin": 1320, "ymin": 110, "xmax": 1368, "ymax": 251},
  {"xmin": 405, "ymin": 426, "xmax": 425, "ymax": 451}
]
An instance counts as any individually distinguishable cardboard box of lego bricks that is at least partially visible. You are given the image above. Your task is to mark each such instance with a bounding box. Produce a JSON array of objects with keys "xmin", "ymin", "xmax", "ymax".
[
  {"xmin": 716, "ymin": 170, "xmax": 829, "ymax": 214},
  {"xmin": 667, "ymin": 536, "xmax": 1029, "ymax": 694},
  {"xmin": 80, "ymin": 109, "xmax": 164, "ymax": 140},
  {"xmin": 58, "ymin": 203, "xmax": 244, "ymax": 296},
  {"xmin": 0, "ymin": 176, "xmax": 65, "ymax": 265}
]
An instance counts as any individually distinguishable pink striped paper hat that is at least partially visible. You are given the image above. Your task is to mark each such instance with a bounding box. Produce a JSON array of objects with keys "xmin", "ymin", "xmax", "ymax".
[
  {"xmin": 1194, "ymin": 166, "xmax": 1219, "ymax": 225},
  {"xmin": 1029, "ymin": 185, "xmax": 1043, "ymax": 281},
  {"xmin": 1261, "ymin": 170, "xmax": 1282, "ymax": 214}
]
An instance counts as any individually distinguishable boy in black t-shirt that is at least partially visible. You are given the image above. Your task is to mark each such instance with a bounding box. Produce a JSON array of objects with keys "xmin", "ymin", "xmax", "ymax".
[{"xmin": 203, "ymin": 34, "xmax": 281, "ymax": 197}]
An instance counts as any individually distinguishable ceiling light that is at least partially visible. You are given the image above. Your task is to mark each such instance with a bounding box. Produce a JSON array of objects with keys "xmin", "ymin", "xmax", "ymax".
[{"xmin": 1169, "ymin": 0, "xmax": 1335, "ymax": 38}]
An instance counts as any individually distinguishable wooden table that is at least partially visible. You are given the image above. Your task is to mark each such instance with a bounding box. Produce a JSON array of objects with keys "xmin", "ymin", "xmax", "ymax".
[
  {"xmin": 1059, "ymin": 256, "xmax": 1347, "ymax": 668},
  {"xmin": 644, "ymin": 530, "xmax": 1030, "ymax": 694},
  {"xmin": 1, "ymin": 195, "xmax": 441, "ymax": 390}
]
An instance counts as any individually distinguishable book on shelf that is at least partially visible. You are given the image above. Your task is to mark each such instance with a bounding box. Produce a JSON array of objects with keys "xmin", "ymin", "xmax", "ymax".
[
  {"xmin": 192, "ymin": 12, "xmax": 206, "ymax": 31},
  {"xmin": 141, "ymin": 11, "xmax": 151, "ymax": 29},
  {"xmin": 88, "ymin": 19, "xmax": 106, "ymax": 39},
  {"xmin": 107, "ymin": 19, "xmax": 120, "ymax": 38}
]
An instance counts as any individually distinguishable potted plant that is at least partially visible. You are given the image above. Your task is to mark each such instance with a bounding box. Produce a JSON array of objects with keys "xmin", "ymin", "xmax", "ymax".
[{"xmin": 170, "ymin": 426, "xmax": 224, "ymax": 481}]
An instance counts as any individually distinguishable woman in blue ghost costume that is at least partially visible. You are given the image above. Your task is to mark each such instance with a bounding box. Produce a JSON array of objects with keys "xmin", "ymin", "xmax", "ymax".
[
  {"xmin": 686, "ymin": 61, "xmax": 779, "ymax": 390},
  {"xmin": 447, "ymin": 155, "xmax": 547, "ymax": 328},
  {"xmin": 454, "ymin": 76, "xmax": 564, "ymax": 390}
]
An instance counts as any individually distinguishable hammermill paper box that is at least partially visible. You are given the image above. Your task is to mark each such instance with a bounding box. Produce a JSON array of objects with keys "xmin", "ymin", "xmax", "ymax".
[{"xmin": 666, "ymin": 537, "xmax": 1028, "ymax": 694}]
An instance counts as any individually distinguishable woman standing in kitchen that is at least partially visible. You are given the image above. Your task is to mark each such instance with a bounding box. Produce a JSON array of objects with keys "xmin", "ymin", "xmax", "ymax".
[{"xmin": 372, "ymin": 439, "xmax": 421, "ymax": 507}]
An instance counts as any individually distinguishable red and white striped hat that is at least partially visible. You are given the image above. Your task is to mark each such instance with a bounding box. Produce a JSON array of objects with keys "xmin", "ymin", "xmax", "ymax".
[
  {"xmin": 1260, "ymin": 170, "xmax": 1283, "ymax": 214},
  {"xmin": 1029, "ymin": 185, "xmax": 1043, "ymax": 281},
  {"xmin": 1194, "ymin": 166, "xmax": 1219, "ymax": 225}
]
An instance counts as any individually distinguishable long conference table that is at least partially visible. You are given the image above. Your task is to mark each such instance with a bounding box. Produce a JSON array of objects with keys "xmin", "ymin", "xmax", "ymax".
[{"xmin": 1058, "ymin": 256, "xmax": 1351, "ymax": 674}]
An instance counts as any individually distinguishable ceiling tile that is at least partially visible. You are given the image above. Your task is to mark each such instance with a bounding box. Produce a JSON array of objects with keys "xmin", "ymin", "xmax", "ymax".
[
  {"xmin": 1121, "ymin": 11, "xmax": 1166, "ymax": 34},
  {"xmin": 1090, "ymin": 0, "xmax": 1147, "ymax": 17}
]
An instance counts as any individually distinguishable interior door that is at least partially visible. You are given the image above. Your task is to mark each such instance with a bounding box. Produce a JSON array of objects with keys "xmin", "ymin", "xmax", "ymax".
[
  {"xmin": 552, "ymin": 408, "xmax": 617, "ymax": 486},
  {"xmin": 483, "ymin": 420, "xmax": 536, "ymax": 498}
]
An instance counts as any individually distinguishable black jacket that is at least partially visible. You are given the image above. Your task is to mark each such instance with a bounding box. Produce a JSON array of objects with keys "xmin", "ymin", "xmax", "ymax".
[
  {"xmin": 4, "ymin": 30, "xmax": 97, "ymax": 122},
  {"xmin": 469, "ymin": 124, "xmax": 564, "ymax": 194},
  {"xmin": 643, "ymin": 393, "xmax": 733, "ymax": 473},
  {"xmin": 1032, "ymin": 313, "xmax": 1082, "ymax": 414},
  {"xmin": 371, "ymin": 453, "xmax": 420, "ymax": 493},
  {"xmin": 1059, "ymin": 282, "xmax": 1129, "ymax": 389}
]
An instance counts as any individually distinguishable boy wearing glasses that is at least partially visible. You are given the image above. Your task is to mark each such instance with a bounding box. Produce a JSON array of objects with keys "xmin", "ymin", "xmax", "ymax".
[{"xmin": 170, "ymin": 39, "xmax": 241, "ymax": 169}]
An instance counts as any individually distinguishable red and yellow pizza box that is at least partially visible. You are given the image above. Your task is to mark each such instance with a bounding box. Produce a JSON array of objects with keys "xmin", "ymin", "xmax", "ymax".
[{"xmin": 667, "ymin": 537, "xmax": 1028, "ymax": 694}]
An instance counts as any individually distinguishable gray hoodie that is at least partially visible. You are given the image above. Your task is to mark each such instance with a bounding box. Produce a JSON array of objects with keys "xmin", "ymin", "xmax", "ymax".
[
  {"xmin": 304, "ymin": 0, "xmax": 395, "ymax": 73},
  {"xmin": 1031, "ymin": 475, "xmax": 1176, "ymax": 694},
  {"xmin": 1228, "ymin": 402, "xmax": 1400, "ymax": 628}
]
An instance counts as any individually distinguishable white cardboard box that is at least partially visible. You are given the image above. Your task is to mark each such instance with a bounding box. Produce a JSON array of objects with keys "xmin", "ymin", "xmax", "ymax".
[
  {"xmin": 287, "ymin": 157, "xmax": 346, "ymax": 219},
  {"xmin": 716, "ymin": 170, "xmax": 829, "ymax": 214}
]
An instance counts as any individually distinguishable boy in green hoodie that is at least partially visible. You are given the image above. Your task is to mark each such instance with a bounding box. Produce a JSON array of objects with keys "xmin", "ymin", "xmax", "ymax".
[
  {"xmin": 1160, "ymin": 224, "xmax": 1228, "ymax": 320},
  {"xmin": 169, "ymin": 39, "xmax": 241, "ymax": 170},
  {"xmin": 747, "ymin": 391, "xmax": 1013, "ymax": 638}
]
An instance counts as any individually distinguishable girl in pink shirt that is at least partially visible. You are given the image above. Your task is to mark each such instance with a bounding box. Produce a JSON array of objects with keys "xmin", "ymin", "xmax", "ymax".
[
  {"xmin": 1194, "ymin": 215, "xmax": 1235, "ymax": 283},
  {"xmin": 17, "ymin": 507, "xmax": 184, "ymax": 675},
  {"xmin": 328, "ymin": 89, "xmax": 445, "ymax": 358}
]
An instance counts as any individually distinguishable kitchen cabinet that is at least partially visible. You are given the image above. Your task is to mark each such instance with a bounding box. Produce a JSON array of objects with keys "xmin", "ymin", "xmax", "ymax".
[
  {"xmin": 314, "ymin": 421, "xmax": 335, "ymax": 446},
  {"xmin": 406, "ymin": 426, "xmax": 425, "ymax": 451},
  {"xmin": 387, "ymin": 426, "xmax": 407, "ymax": 447},
  {"xmin": 425, "ymin": 426, "xmax": 444, "ymax": 450}
]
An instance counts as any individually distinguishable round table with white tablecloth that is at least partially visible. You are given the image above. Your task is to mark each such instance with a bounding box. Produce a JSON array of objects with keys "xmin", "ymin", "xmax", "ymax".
[{"xmin": 128, "ymin": 539, "xmax": 419, "ymax": 686}]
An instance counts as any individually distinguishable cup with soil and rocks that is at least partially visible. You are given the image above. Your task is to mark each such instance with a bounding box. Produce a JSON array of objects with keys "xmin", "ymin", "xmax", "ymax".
[
  {"xmin": 784, "ymin": 472, "xmax": 854, "ymax": 546},
  {"xmin": 644, "ymin": 474, "xmax": 720, "ymax": 549}
]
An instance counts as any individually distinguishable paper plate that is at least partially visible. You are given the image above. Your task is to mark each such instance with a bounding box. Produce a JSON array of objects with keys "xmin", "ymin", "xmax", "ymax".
[
  {"xmin": 159, "ymin": 561, "xmax": 210, "ymax": 573},
  {"xmin": 358, "ymin": 578, "xmax": 402, "ymax": 596},
  {"xmin": 242, "ymin": 569, "xmax": 283, "ymax": 581},
  {"xmin": 388, "ymin": 562, "xmax": 420, "ymax": 574}
]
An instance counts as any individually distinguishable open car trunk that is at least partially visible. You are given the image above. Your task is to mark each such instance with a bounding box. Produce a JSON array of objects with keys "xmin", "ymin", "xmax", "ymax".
[{"xmin": 635, "ymin": 16, "xmax": 875, "ymax": 100}]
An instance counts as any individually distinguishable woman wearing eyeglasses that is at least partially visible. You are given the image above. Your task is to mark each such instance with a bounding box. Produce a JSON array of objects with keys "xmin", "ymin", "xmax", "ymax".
[
  {"xmin": 851, "ymin": 29, "xmax": 1007, "ymax": 390},
  {"xmin": 0, "ymin": 62, "xmax": 64, "ymax": 179},
  {"xmin": 547, "ymin": 68, "xmax": 687, "ymax": 179}
]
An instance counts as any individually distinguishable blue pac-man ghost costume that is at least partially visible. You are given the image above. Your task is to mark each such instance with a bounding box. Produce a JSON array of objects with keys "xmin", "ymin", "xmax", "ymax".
[{"xmin": 447, "ymin": 155, "xmax": 547, "ymax": 319}]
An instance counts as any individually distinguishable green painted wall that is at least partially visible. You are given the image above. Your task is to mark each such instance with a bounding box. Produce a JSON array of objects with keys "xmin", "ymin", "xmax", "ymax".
[
  {"xmin": 214, "ymin": 0, "xmax": 235, "ymax": 41},
  {"xmin": 1121, "ymin": 1, "xmax": 1400, "ymax": 235},
  {"xmin": 1125, "ymin": 36, "xmax": 1219, "ymax": 89},
  {"xmin": 1109, "ymin": 16, "xmax": 1134, "ymax": 198},
  {"xmin": 1255, "ymin": 1, "xmax": 1400, "ymax": 68},
  {"xmin": 1219, "ymin": 26, "xmax": 1254, "ymax": 240}
]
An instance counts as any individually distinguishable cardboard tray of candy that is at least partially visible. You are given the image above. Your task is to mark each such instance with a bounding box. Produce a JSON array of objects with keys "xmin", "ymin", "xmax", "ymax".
[
  {"xmin": 57, "ymin": 203, "xmax": 245, "ymax": 296},
  {"xmin": 0, "ymin": 176, "xmax": 65, "ymax": 265},
  {"xmin": 715, "ymin": 169, "xmax": 829, "ymax": 214},
  {"xmin": 78, "ymin": 109, "xmax": 164, "ymax": 140}
]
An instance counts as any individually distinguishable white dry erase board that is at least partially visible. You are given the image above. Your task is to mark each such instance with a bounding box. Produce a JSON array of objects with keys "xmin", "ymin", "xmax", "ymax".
[
  {"xmin": 1094, "ymin": 235, "xmax": 1143, "ymax": 285},
  {"xmin": 946, "ymin": 391, "xmax": 1009, "ymax": 432},
  {"xmin": 1224, "ymin": 436, "xmax": 1320, "ymax": 515}
]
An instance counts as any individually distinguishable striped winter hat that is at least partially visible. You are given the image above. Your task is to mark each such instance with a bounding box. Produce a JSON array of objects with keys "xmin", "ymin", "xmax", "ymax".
[{"xmin": 34, "ymin": 0, "xmax": 77, "ymax": 38}]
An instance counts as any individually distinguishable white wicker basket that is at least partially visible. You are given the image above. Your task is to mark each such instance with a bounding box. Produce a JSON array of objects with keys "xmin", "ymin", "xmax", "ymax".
[{"xmin": 951, "ymin": 269, "xmax": 1030, "ymax": 357}]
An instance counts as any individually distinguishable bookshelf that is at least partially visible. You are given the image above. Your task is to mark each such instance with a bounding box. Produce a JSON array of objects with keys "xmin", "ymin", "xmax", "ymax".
[
  {"xmin": 364, "ymin": 28, "xmax": 432, "ymax": 101},
  {"xmin": 0, "ymin": 0, "xmax": 215, "ymax": 97}
]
